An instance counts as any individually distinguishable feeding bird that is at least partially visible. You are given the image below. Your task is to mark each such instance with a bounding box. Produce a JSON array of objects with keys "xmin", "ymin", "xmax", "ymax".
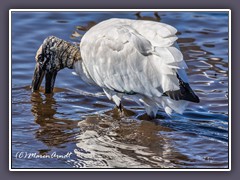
[{"xmin": 31, "ymin": 18, "xmax": 199, "ymax": 118}]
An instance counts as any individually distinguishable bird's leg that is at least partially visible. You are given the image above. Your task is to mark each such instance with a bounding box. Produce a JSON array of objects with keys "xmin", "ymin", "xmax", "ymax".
[
  {"xmin": 117, "ymin": 102, "xmax": 123, "ymax": 113},
  {"xmin": 116, "ymin": 102, "xmax": 126, "ymax": 117}
]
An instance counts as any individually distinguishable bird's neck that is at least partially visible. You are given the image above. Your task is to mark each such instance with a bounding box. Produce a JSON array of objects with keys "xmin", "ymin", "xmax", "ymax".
[
  {"xmin": 73, "ymin": 59, "xmax": 96, "ymax": 85},
  {"xmin": 41, "ymin": 36, "xmax": 95, "ymax": 84},
  {"xmin": 43, "ymin": 36, "xmax": 81, "ymax": 70}
]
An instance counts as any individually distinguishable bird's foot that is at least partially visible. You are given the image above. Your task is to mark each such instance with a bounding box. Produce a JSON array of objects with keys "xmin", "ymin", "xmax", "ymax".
[{"xmin": 113, "ymin": 103, "xmax": 138, "ymax": 118}]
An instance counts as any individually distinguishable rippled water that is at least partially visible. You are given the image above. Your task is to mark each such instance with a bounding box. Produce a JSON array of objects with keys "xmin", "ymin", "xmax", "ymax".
[{"xmin": 11, "ymin": 11, "xmax": 229, "ymax": 169}]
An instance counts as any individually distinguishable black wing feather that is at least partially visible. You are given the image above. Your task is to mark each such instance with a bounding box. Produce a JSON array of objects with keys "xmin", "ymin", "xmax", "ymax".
[{"xmin": 163, "ymin": 73, "xmax": 200, "ymax": 103}]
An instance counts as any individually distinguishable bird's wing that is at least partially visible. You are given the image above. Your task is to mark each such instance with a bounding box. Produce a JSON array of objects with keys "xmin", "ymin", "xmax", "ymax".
[
  {"xmin": 131, "ymin": 20, "xmax": 188, "ymax": 80},
  {"xmin": 80, "ymin": 19, "xmax": 187, "ymax": 98}
]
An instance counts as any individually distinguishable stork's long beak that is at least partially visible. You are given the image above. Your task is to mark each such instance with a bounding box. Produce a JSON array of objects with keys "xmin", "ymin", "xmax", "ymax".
[
  {"xmin": 31, "ymin": 62, "xmax": 45, "ymax": 92},
  {"xmin": 45, "ymin": 71, "xmax": 57, "ymax": 93},
  {"xmin": 31, "ymin": 62, "xmax": 57, "ymax": 94}
]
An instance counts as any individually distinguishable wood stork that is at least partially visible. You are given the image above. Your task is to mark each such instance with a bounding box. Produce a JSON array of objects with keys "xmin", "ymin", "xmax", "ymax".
[{"xmin": 32, "ymin": 18, "xmax": 199, "ymax": 118}]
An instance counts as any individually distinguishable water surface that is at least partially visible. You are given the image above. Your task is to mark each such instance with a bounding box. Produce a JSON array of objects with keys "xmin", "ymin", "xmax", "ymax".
[{"xmin": 11, "ymin": 11, "xmax": 229, "ymax": 169}]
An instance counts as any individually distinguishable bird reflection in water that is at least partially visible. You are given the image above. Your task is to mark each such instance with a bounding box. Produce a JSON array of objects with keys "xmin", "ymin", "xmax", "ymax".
[
  {"xmin": 73, "ymin": 109, "xmax": 189, "ymax": 167},
  {"xmin": 30, "ymin": 90, "xmax": 189, "ymax": 168},
  {"xmin": 30, "ymin": 91, "xmax": 79, "ymax": 148},
  {"xmin": 72, "ymin": 112, "xmax": 191, "ymax": 168}
]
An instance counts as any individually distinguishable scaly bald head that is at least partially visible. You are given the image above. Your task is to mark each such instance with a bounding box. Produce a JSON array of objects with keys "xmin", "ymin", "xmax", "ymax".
[{"xmin": 32, "ymin": 36, "xmax": 81, "ymax": 93}]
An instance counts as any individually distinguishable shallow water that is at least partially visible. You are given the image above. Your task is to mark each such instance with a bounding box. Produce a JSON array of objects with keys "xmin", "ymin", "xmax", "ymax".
[{"xmin": 11, "ymin": 11, "xmax": 229, "ymax": 169}]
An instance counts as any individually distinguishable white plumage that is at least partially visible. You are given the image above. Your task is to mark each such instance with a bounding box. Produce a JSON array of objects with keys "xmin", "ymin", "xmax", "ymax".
[
  {"xmin": 32, "ymin": 18, "xmax": 199, "ymax": 118},
  {"xmin": 72, "ymin": 18, "xmax": 199, "ymax": 117}
]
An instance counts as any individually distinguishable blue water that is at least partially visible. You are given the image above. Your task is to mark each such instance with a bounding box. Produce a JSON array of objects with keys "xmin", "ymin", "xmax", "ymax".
[{"xmin": 11, "ymin": 11, "xmax": 229, "ymax": 169}]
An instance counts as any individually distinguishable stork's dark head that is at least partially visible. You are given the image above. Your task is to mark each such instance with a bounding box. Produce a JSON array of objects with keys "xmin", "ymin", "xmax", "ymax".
[{"xmin": 31, "ymin": 36, "xmax": 81, "ymax": 93}]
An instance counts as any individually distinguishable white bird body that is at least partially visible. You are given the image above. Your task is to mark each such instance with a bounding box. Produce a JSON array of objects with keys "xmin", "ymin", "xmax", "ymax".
[
  {"xmin": 32, "ymin": 18, "xmax": 199, "ymax": 118},
  {"xmin": 74, "ymin": 18, "xmax": 197, "ymax": 117}
]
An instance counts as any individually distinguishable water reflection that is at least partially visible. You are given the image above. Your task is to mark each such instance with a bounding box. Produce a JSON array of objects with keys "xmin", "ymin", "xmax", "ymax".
[
  {"xmin": 72, "ymin": 112, "xmax": 190, "ymax": 168},
  {"xmin": 30, "ymin": 90, "xmax": 191, "ymax": 168},
  {"xmin": 31, "ymin": 92, "xmax": 79, "ymax": 147}
]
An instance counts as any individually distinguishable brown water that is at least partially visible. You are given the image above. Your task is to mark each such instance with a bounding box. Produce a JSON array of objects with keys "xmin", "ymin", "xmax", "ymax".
[{"xmin": 11, "ymin": 11, "xmax": 229, "ymax": 169}]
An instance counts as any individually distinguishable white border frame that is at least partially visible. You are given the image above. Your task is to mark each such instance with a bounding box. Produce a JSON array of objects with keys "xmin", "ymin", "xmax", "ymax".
[{"xmin": 9, "ymin": 9, "xmax": 231, "ymax": 171}]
